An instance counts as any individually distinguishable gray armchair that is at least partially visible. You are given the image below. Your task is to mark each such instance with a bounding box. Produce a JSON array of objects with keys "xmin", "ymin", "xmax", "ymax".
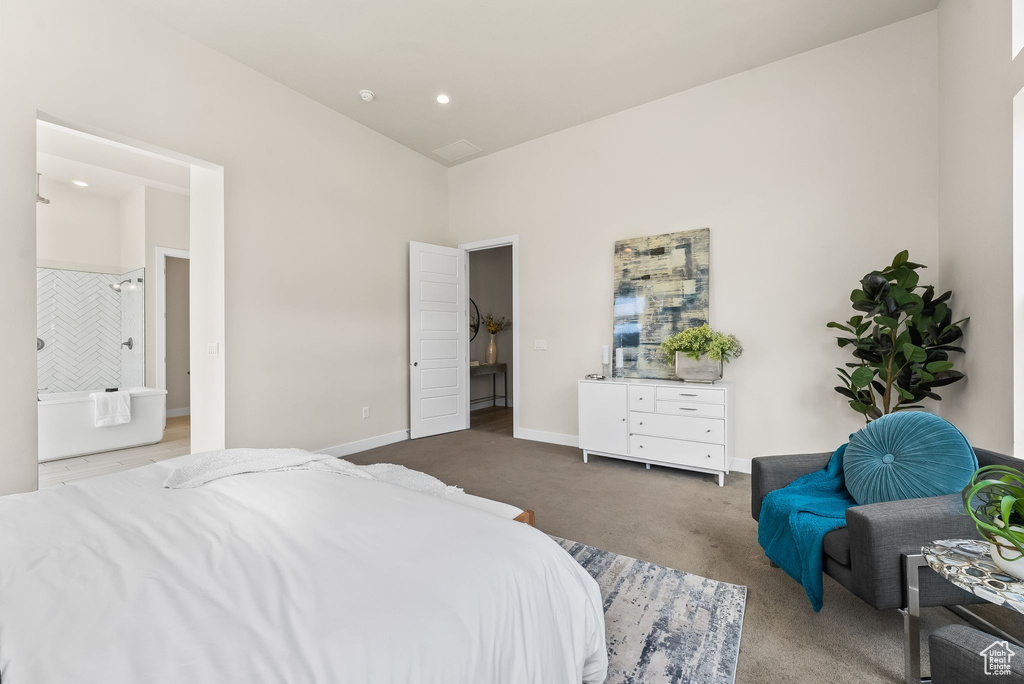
[{"xmin": 751, "ymin": 447, "xmax": 1017, "ymax": 682}]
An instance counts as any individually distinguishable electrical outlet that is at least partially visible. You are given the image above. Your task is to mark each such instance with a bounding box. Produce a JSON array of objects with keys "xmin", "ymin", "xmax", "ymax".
[
  {"xmin": 534, "ymin": 339, "xmax": 547, "ymax": 351},
  {"xmin": 362, "ymin": 407, "xmax": 370, "ymax": 419}
]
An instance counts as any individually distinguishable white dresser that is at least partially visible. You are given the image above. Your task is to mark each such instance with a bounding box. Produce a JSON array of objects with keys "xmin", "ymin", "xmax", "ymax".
[{"xmin": 578, "ymin": 378, "xmax": 731, "ymax": 486}]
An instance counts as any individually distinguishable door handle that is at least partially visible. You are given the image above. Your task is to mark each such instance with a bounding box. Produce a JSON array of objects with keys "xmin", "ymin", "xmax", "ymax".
[{"xmin": 412, "ymin": 362, "xmax": 419, "ymax": 367}]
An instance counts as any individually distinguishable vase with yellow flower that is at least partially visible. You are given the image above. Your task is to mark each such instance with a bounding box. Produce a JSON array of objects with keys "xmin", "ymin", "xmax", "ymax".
[{"xmin": 482, "ymin": 314, "xmax": 511, "ymax": 364}]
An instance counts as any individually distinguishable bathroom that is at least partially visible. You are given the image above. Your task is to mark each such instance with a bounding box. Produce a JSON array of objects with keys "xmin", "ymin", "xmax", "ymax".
[{"xmin": 36, "ymin": 121, "xmax": 192, "ymax": 483}]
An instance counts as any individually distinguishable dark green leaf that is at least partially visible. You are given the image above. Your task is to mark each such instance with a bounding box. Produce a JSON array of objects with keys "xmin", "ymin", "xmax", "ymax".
[
  {"xmin": 851, "ymin": 367, "xmax": 874, "ymax": 388},
  {"xmin": 926, "ymin": 361, "xmax": 954, "ymax": 373},
  {"xmin": 892, "ymin": 250, "xmax": 909, "ymax": 267},
  {"xmin": 851, "ymin": 401, "xmax": 871, "ymax": 414},
  {"xmin": 902, "ymin": 343, "xmax": 926, "ymax": 363}
]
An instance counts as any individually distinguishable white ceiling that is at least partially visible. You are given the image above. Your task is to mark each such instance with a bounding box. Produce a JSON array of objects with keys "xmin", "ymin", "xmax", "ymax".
[
  {"xmin": 37, "ymin": 121, "xmax": 190, "ymax": 200},
  {"xmin": 123, "ymin": 0, "xmax": 939, "ymax": 166}
]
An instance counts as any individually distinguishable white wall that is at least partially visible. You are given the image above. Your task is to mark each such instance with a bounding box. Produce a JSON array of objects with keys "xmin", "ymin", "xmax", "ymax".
[
  {"xmin": 937, "ymin": 0, "xmax": 1018, "ymax": 455},
  {"xmin": 0, "ymin": 0, "xmax": 448, "ymax": 493},
  {"xmin": 448, "ymin": 14, "xmax": 940, "ymax": 461},
  {"xmin": 36, "ymin": 180, "xmax": 122, "ymax": 273},
  {"xmin": 469, "ymin": 246, "xmax": 514, "ymax": 407},
  {"xmin": 118, "ymin": 186, "xmax": 146, "ymax": 271}
]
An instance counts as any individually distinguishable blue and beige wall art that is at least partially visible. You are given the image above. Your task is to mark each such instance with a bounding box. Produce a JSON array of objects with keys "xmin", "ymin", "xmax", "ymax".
[{"xmin": 613, "ymin": 228, "xmax": 710, "ymax": 379}]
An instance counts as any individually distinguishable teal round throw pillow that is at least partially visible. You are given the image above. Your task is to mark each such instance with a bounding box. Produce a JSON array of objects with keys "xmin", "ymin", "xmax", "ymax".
[{"xmin": 843, "ymin": 412, "xmax": 977, "ymax": 505}]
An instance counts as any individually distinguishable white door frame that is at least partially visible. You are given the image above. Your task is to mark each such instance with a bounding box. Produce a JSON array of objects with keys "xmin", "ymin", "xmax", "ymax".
[
  {"xmin": 154, "ymin": 246, "xmax": 190, "ymax": 408},
  {"xmin": 458, "ymin": 235, "xmax": 520, "ymax": 440}
]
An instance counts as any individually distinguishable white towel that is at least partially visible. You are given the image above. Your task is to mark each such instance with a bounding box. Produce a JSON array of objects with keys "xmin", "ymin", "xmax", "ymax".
[{"xmin": 90, "ymin": 390, "xmax": 131, "ymax": 427}]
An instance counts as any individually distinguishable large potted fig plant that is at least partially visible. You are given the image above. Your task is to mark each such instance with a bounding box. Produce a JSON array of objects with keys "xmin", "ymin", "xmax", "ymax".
[{"xmin": 828, "ymin": 250, "xmax": 967, "ymax": 420}]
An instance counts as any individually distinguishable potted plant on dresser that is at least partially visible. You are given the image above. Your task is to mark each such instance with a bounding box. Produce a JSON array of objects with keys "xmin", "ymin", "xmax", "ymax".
[{"xmin": 661, "ymin": 324, "xmax": 743, "ymax": 383}]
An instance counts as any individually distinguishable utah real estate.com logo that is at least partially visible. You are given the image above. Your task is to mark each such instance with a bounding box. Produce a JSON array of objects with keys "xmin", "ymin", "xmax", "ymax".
[{"xmin": 981, "ymin": 640, "xmax": 1016, "ymax": 676}]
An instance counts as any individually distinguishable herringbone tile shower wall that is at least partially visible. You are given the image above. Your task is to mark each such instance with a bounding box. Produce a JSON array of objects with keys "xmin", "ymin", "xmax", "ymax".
[{"xmin": 37, "ymin": 268, "xmax": 123, "ymax": 393}]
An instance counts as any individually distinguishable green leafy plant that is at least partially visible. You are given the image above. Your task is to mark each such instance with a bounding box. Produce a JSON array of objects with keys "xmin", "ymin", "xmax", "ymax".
[
  {"xmin": 661, "ymin": 324, "xmax": 743, "ymax": 364},
  {"xmin": 963, "ymin": 465, "xmax": 1024, "ymax": 562},
  {"xmin": 828, "ymin": 250, "xmax": 967, "ymax": 420},
  {"xmin": 482, "ymin": 313, "xmax": 511, "ymax": 335}
]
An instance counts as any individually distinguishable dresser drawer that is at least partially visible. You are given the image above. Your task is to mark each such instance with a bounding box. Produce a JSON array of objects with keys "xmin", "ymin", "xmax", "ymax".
[
  {"xmin": 656, "ymin": 400, "xmax": 725, "ymax": 419},
  {"xmin": 629, "ymin": 434, "xmax": 726, "ymax": 470},
  {"xmin": 628, "ymin": 384, "xmax": 655, "ymax": 410},
  {"xmin": 629, "ymin": 412, "xmax": 725, "ymax": 444},
  {"xmin": 655, "ymin": 386, "xmax": 725, "ymax": 404}
]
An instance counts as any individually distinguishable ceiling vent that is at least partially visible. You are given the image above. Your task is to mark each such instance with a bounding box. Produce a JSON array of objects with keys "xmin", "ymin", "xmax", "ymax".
[{"xmin": 432, "ymin": 139, "xmax": 482, "ymax": 163}]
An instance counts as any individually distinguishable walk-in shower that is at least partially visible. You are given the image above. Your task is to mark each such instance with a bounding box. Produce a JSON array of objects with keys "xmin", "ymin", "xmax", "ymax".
[{"xmin": 36, "ymin": 266, "xmax": 145, "ymax": 393}]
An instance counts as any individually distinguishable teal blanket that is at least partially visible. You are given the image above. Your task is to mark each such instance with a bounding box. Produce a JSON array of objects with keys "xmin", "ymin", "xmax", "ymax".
[{"xmin": 757, "ymin": 445, "xmax": 855, "ymax": 611}]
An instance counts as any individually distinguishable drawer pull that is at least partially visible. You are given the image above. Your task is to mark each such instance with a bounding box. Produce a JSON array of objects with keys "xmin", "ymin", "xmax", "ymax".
[
  {"xmin": 678, "ymin": 407, "xmax": 697, "ymax": 411},
  {"xmin": 706, "ymin": 454, "xmax": 711, "ymax": 459},
  {"xmin": 679, "ymin": 393, "xmax": 698, "ymax": 397},
  {"xmin": 639, "ymin": 444, "xmax": 644, "ymax": 449}
]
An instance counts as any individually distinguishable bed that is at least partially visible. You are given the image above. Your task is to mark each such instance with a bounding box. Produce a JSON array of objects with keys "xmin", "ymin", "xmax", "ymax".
[{"xmin": 0, "ymin": 452, "xmax": 607, "ymax": 683}]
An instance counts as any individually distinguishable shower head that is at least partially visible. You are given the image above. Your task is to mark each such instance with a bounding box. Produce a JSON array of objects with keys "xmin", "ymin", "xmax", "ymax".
[{"xmin": 36, "ymin": 173, "xmax": 50, "ymax": 205}]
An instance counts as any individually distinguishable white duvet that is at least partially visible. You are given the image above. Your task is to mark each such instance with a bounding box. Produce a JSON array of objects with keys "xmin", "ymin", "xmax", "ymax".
[{"xmin": 0, "ymin": 453, "xmax": 607, "ymax": 683}]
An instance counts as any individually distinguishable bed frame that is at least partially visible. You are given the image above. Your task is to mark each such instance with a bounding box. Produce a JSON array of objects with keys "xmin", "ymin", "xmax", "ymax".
[{"xmin": 513, "ymin": 509, "xmax": 536, "ymax": 527}]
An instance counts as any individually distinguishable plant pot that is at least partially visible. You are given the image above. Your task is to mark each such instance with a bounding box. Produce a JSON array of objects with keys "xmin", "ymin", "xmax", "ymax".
[
  {"xmin": 487, "ymin": 333, "xmax": 498, "ymax": 365},
  {"xmin": 674, "ymin": 352, "xmax": 723, "ymax": 383},
  {"xmin": 991, "ymin": 540, "xmax": 1024, "ymax": 580}
]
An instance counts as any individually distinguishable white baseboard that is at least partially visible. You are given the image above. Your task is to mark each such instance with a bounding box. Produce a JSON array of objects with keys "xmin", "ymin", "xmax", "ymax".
[
  {"xmin": 166, "ymin": 407, "xmax": 190, "ymax": 418},
  {"xmin": 470, "ymin": 398, "xmax": 514, "ymax": 411},
  {"xmin": 729, "ymin": 458, "xmax": 751, "ymax": 474},
  {"xmin": 318, "ymin": 429, "xmax": 410, "ymax": 458},
  {"xmin": 516, "ymin": 428, "xmax": 579, "ymax": 448}
]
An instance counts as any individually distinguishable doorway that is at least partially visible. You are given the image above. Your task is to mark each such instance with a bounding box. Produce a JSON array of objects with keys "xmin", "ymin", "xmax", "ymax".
[
  {"xmin": 467, "ymin": 245, "xmax": 513, "ymax": 435},
  {"xmin": 461, "ymin": 236, "xmax": 519, "ymax": 439},
  {"xmin": 407, "ymin": 236, "xmax": 520, "ymax": 441},
  {"xmin": 34, "ymin": 115, "xmax": 224, "ymax": 486},
  {"xmin": 155, "ymin": 246, "xmax": 190, "ymax": 421}
]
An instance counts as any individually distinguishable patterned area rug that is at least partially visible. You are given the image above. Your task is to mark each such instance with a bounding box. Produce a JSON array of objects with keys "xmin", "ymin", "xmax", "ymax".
[{"xmin": 555, "ymin": 537, "xmax": 746, "ymax": 684}]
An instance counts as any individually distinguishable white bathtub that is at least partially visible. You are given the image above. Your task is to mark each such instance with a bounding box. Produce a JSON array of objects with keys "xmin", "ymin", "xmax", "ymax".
[{"xmin": 38, "ymin": 388, "xmax": 168, "ymax": 462}]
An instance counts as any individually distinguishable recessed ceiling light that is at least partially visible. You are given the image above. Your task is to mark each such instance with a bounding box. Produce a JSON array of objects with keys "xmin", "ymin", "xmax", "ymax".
[
  {"xmin": 359, "ymin": 89, "xmax": 375, "ymax": 102},
  {"xmin": 72, "ymin": 180, "xmax": 89, "ymax": 187},
  {"xmin": 436, "ymin": 94, "xmax": 450, "ymax": 105}
]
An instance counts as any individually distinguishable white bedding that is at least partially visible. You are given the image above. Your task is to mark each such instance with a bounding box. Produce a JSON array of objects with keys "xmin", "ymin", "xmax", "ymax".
[{"xmin": 0, "ymin": 453, "xmax": 607, "ymax": 683}]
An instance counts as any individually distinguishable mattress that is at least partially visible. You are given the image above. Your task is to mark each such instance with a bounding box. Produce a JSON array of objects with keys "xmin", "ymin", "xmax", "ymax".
[{"xmin": 0, "ymin": 453, "xmax": 607, "ymax": 683}]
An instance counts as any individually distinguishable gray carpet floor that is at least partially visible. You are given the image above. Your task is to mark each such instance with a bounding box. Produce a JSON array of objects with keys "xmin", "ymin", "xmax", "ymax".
[{"xmin": 348, "ymin": 412, "xmax": 1013, "ymax": 683}]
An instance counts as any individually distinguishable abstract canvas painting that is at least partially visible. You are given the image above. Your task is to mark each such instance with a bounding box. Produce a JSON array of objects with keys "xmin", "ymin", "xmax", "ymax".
[{"xmin": 613, "ymin": 229, "xmax": 710, "ymax": 379}]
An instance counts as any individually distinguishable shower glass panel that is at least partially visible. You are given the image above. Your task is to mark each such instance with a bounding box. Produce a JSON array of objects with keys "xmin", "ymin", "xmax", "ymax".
[{"xmin": 36, "ymin": 266, "xmax": 145, "ymax": 393}]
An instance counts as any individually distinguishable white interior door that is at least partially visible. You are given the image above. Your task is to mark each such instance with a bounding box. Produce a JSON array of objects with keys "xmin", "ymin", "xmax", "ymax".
[{"xmin": 409, "ymin": 242, "xmax": 468, "ymax": 439}]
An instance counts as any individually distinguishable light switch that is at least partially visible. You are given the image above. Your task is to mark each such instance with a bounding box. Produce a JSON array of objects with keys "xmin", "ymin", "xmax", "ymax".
[
  {"xmin": 207, "ymin": 342, "xmax": 220, "ymax": 357},
  {"xmin": 534, "ymin": 339, "xmax": 547, "ymax": 351}
]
